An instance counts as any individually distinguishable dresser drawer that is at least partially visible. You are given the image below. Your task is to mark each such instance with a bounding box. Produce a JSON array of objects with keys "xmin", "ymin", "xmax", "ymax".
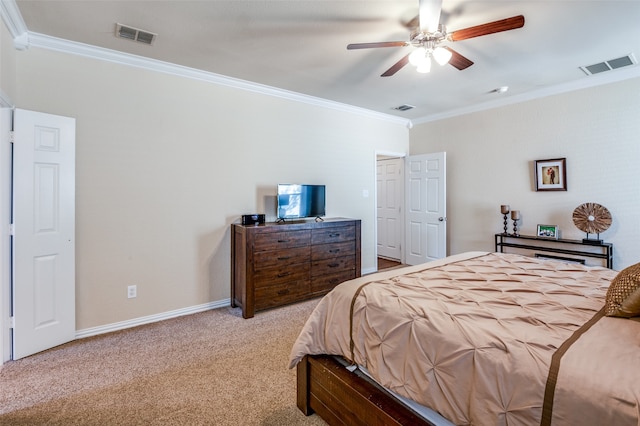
[
  {"xmin": 254, "ymin": 230, "xmax": 310, "ymax": 251},
  {"xmin": 254, "ymin": 246, "xmax": 310, "ymax": 269},
  {"xmin": 254, "ymin": 263, "xmax": 310, "ymax": 287},
  {"xmin": 311, "ymin": 241, "xmax": 355, "ymax": 261},
  {"xmin": 255, "ymin": 280, "xmax": 310, "ymax": 311},
  {"xmin": 311, "ymin": 270, "xmax": 356, "ymax": 294},
  {"xmin": 311, "ymin": 225, "xmax": 355, "ymax": 245},
  {"xmin": 311, "ymin": 256, "xmax": 355, "ymax": 278}
]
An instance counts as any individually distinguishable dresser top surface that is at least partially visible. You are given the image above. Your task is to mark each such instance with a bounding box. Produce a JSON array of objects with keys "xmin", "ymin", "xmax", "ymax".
[{"xmin": 233, "ymin": 217, "xmax": 360, "ymax": 231}]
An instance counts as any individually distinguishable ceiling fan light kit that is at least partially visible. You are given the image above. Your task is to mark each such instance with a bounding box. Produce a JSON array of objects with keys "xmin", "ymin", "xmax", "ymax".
[
  {"xmin": 347, "ymin": 0, "xmax": 525, "ymax": 77},
  {"xmin": 409, "ymin": 45, "xmax": 451, "ymax": 73}
]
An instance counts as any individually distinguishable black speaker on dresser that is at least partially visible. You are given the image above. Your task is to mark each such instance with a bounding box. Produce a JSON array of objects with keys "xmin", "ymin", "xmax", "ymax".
[{"xmin": 241, "ymin": 214, "xmax": 265, "ymax": 225}]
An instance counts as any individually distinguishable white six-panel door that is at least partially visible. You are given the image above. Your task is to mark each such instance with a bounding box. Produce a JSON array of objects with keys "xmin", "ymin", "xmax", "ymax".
[
  {"xmin": 12, "ymin": 108, "xmax": 76, "ymax": 360},
  {"xmin": 405, "ymin": 152, "xmax": 446, "ymax": 265},
  {"xmin": 376, "ymin": 158, "xmax": 403, "ymax": 260}
]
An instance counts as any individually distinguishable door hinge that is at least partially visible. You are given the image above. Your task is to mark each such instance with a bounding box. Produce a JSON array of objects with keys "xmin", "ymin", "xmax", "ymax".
[
  {"xmin": 9, "ymin": 317, "xmax": 15, "ymax": 329},
  {"xmin": 9, "ymin": 131, "xmax": 14, "ymax": 143},
  {"xmin": 9, "ymin": 223, "xmax": 14, "ymax": 236}
]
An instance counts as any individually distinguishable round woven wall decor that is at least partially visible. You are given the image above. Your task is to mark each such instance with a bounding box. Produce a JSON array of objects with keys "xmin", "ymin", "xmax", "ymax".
[{"xmin": 572, "ymin": 203, "xmax": 612, "ymax": 234}]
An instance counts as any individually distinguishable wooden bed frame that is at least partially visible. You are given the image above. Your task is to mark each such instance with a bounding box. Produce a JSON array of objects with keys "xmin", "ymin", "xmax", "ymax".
[{"xmin": 296, "ymin": 354, "xmax": 436, "ymax": 426}]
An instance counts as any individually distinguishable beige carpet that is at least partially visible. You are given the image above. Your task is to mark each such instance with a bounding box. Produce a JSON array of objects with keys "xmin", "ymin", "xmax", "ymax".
[{"xmin": 0, "ymin": 299, "xmax": 327, "ymax": 426}]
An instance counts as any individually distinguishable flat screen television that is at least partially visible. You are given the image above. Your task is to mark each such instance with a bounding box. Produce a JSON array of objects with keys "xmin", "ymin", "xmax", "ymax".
[{"xmin": 277, "ymin": 184, "xmax": 326, "ymax": 220}]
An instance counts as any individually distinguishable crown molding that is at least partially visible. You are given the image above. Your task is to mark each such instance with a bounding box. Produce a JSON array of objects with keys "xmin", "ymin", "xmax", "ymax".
[
  {"xmin": 24, "ymin": 31, "xmax": 410, "ymax": 127},
  {"xmin": 0, "ymin": 0, "xmax": 28, "ymax": 49},
  {"xmin": 412, "ymin": 64, "xmax": 640, "ymax": 124},
  {"xmin": 3, "ymin": 0, "xmax": 638, "ymax": 129}
]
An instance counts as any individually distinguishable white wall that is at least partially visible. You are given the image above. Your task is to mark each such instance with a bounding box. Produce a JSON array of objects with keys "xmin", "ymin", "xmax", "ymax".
[
  {"xmin": 12, "ymin": 47, "xmax": 408, "ymax": 331},
  {"xmin": 0, "ymin": 19, "xmax": 15, "ymax": 102},
  {"xmin": 5, "ymin": 27, "xmax": 639, "ymax": 339},
  {"xmin": 410, "ymin": 77, "xmax": 640, "ymax": 270}
]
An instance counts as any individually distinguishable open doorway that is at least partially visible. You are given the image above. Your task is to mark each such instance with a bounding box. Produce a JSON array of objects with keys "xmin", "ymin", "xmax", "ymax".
[{"xmin": 375, "ymin": 151, "xmax": 447, "ymax": 272}]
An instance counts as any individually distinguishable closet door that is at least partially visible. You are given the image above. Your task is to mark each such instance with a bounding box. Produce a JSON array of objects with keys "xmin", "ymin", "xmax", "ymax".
[
  {"xmin": 12, "ymin": 108, "xmax": 76, "ymax": 359},
  {"xmin": 377, "ymin": 157, "xmax": 403, "ymax": 260}
]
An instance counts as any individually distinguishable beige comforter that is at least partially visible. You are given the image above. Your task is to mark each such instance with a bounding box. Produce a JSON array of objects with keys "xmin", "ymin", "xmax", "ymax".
[{"xmin": 289, "ymin": 252, "xmax": 640, "ymax": 425}]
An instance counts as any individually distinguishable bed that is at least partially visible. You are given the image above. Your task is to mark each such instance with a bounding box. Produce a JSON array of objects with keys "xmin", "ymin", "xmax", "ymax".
[{"xmin": 289, "ymin": 251, "xmax": 640, "ymax": 425}]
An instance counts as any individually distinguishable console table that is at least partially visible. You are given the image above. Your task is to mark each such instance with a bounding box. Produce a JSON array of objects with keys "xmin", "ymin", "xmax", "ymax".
[
  {"xmin": 495, "ymin": 233, "xmax": 613, "ymax": 269},
  {"xmin": 231, "ymin": 218, "xmax": 361, "ymax": 318}
]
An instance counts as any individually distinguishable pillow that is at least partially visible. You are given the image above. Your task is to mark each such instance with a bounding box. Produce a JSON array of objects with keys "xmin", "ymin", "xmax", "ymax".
[{"xmin": 605, "ymin": 262, "xmax": 640, "ymax": 318}]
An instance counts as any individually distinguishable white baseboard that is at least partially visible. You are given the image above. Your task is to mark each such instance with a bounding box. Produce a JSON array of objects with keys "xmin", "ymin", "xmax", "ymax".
[{"xmin": 75, "ymin": 299, "xmax": 231, "ymax": 339}]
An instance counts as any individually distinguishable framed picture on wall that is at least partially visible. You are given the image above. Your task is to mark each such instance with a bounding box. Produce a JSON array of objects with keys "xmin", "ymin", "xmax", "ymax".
[
  {"xmin": 537, "ymin": 224, "xmax": 559, "ymax": 238},
  {"xmin": 534, "ymin": 158, "xmax": 567, "ymax": 191}
]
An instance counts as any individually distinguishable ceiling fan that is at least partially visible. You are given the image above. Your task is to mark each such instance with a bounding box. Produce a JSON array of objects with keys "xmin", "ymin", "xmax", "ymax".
[{"xmin": 347, "ymin": 0, "xmax": 525, "ymax": 76}]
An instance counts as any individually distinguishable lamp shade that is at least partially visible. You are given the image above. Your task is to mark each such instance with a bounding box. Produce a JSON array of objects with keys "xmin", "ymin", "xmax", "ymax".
[
  {"xmin": 416, "ymin": 57, "xmax": 432, "ymax": 73},
  {"xmin": 432, "ymin": 46, "xmax": 452, "ymax": 65},
  {"xmin": 409, "ymin": 48, "xmax": 428, "ymax": 66}
]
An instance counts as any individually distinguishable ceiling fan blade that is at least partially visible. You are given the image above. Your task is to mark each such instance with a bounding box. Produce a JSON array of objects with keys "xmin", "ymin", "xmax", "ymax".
[
  {"xmin": 381, "ymin": 54, "xmax": 410, "ymax": 77},
  {"xmin": 444, "ymin": 47, "xmax": 474, "ymax": 70},
  {"xmin": 405, "ymin": 14, "xmax": 420, "ymax": 29},
  {"xmin": 449, "ymin": 15, "xmax": 525, "ymax": 41},
  {"xmin": 347, "ymin": 41, "xmax": 408, "ymax": 50},
  {"xmin": 419, "ymin": 0, "xmax": 443, "ymax": 33}
]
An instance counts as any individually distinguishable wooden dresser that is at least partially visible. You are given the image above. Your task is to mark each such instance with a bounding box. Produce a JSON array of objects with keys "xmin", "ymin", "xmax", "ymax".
[{"xmin": 231, "ymin": 218, "xmax": 361, "ymax": 318}]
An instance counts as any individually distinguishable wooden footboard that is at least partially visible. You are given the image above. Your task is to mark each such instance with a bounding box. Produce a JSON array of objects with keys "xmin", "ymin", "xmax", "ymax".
[{"xmin": 297, "ymin": 355, "xmax": 435, "ymax": 426}]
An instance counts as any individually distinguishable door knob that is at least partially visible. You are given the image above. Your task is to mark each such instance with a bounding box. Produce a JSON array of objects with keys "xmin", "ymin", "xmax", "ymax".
[{"xmin": 438, "ymin": 217, "xmax": 445, "ymax": 222}]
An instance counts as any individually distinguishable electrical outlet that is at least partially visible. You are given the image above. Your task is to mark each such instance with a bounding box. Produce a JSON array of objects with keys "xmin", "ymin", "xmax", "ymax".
[{"xmin": 127, "ymin": 285, "xmax": 137, "ymax": 299}]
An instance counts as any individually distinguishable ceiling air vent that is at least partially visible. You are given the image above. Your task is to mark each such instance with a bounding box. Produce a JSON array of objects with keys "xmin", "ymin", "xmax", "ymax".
[
  {"xmin": 580, "ymin": 54, "xmax": 636, "ymax": 75},
  {"xmin": 115, "ymin": 23, "xmax": 157, "ymax": 45},
  {"xmin": 393, "ymin": 104, "xmax": 415, "ymax": 112}
]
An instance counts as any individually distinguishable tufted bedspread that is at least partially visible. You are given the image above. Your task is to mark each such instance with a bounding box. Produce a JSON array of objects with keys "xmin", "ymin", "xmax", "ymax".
[{"xmin": 289, "ymin": 252, "xmax": 640, "ymax": 425}]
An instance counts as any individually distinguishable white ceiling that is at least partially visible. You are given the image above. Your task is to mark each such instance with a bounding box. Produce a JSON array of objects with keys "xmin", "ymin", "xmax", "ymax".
[{"xmin": 9, "ymin": 0, "xmax": 640, "ymax": 122}]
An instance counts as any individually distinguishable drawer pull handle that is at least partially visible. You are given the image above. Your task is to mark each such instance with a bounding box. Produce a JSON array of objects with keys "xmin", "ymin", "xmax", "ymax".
[
  {"xmin": 329, "ymin": 249, "xmax": 340, "ymax": 254},
  {"xmin": 277, "ymin": 256, "xmax": 290, "ymax": 260},
  {"xmin": 329, "ymin": 233, "xmax": 340, "ymax": 238},
  {"xmin": 277, "ymin": 272, "xmax": 291, "ymax": 278},
  {"xmin": 277, "ymin": 289, "xmax": 290, "ymax": 295},
  {"xmin": 277, "ymin": 239, "xmax": 289, "ymax": 243},
  {"xmin": 328, "ymin": 263, "xmax": 340, "ymax": 268}
]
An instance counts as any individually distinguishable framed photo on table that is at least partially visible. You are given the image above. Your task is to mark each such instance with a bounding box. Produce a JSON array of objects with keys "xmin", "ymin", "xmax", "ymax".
[
  {"xmin": 537, "ymin": 224, "xmax": 559, "ymax": 238},
  {"xmin": 535, "ymin": 158, "xmax": 566, "ymax": 191}
]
